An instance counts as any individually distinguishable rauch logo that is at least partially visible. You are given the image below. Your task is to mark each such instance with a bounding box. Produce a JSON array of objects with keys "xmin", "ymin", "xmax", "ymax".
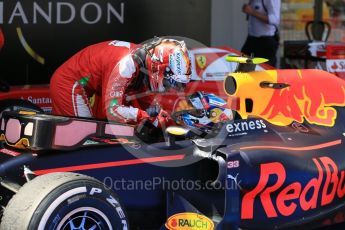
[{"xmin": 165, "ymin": 212, "xmax": 214, "ymax": 230}]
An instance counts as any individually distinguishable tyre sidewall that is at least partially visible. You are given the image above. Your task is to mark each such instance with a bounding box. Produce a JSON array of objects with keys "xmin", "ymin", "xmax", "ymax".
[{"xmin": 29, "ymin": 179, "xmax": 128, "ymax": 230}]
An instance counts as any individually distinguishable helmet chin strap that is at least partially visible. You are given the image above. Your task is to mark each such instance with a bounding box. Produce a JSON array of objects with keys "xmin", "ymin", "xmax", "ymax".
[{"xmin": 147, "ymin": 80, "xmax": 165, "ymax": 93}]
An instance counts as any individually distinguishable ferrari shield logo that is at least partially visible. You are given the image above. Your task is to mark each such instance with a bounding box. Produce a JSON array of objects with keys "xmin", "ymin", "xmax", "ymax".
[{"xmin": 196, "ymin": 55, "xmax": 207, "ymax": 69}]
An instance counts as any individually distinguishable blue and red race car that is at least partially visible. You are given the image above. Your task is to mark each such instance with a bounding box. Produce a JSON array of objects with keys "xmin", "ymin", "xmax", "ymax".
[{"xmin": 0, "ymin": 53, "xmax": 344, "ymax": 229}]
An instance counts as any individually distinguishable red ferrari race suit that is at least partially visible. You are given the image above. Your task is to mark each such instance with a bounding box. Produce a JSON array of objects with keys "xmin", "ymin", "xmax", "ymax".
[{"xmin": 50, "ymin": 40, "xmax": 156, "ymax": 124}]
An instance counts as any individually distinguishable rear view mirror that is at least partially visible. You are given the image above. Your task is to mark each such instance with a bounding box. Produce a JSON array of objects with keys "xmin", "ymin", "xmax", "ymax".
[{"xmin": 165, "ymin": 126, "xmax": 190, "ymax": 146}]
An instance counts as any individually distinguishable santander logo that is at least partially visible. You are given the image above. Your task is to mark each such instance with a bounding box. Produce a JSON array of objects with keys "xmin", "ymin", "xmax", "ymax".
[{"xmin": 241, "ymin": 156, "xmax": 345, "ymax": 219}]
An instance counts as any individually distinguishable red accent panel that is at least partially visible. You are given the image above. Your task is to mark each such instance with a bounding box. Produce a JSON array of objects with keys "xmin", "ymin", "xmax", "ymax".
[
  {"xmin": 33, "ymin": 154, "xmax": 185, "ymax": 175},
  {"xmin": 0, "ymin": 148, "xmax": 21, "ymax": 157}
]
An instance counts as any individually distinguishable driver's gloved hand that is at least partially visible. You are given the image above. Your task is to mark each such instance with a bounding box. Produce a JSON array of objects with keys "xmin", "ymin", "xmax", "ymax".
[{"xmin": 151, "ymin": 109, "xmax": 174, "ymax": 128}]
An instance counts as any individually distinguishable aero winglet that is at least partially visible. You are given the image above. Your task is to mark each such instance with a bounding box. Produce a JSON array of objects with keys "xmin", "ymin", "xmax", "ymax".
[
  {"xmin": 225, "ymin": 55, "xmax": 268, "ymax": 64},
  {"xmin": 226, "ymin": 55, "xmax": 269, "ymax": 73}
]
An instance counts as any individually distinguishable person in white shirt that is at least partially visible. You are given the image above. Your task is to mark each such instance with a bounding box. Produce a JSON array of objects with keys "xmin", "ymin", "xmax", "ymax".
[{"xmin": 241, "ymin": 0, "xmax": 281, "ymax": 67}]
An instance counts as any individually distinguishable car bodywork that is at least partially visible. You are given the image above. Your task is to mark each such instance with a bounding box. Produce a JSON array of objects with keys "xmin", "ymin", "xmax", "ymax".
[{"xmin": 0, "ymin": 54, "xmax": 344, "ymax": 229}]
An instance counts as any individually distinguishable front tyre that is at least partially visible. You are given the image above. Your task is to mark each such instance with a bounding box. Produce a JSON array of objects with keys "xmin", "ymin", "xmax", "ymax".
[{"xmin": 0, "ymin": 172, "xmax": 128, "ymax": 230}]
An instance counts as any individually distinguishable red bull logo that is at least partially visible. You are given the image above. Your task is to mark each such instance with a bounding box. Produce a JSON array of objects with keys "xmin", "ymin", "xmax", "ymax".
[
  {"xmin": 241, "ymin": 156, "xmax": 345, "ymax": 219},
  {"xmin": 225, "ymin": 69, "xmax": 345, "ymax": 127}
]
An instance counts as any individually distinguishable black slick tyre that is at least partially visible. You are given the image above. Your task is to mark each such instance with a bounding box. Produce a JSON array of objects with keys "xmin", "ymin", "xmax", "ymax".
[{"xmin": 0, "ymin": 172, "xmax": 129, "ymax": 230}]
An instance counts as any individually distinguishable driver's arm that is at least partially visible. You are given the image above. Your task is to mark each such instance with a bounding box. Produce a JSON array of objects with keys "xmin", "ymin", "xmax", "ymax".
[{"xmin": 103, "ymin": 55, "xmax": 150, "ymax": 124}]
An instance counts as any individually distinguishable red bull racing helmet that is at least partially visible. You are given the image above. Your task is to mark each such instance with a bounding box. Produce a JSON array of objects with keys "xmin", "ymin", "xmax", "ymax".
[{"xmin": 145, "ymin": 38, "xmax": 191, "ymax": 92}]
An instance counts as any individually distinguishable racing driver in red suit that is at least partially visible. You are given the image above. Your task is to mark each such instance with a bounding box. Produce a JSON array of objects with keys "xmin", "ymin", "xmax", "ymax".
[{"xmin": 50, "ymin": 38, "xmax": 191, "ymax": 127}]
